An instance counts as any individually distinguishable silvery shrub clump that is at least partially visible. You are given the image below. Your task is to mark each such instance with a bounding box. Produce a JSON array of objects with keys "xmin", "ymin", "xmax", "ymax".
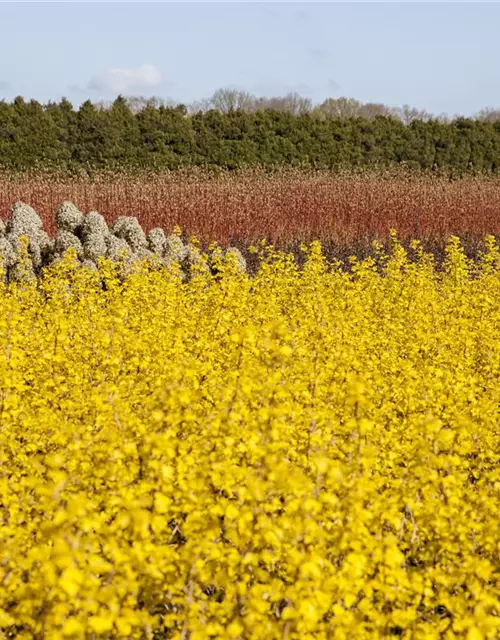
[
  {"xmin": 181, "ymin": 244, "xmax": 210, "ymax": 282},
  {"xmin": 5, "ymin": 232, "xmax": 22, "ymax": 256},
  {"xmin": 5, "ymin": 202, "xmax": 51, "ymax": 272},
  {"xmin": 7, "ymin": 202, "xmax": 43, "ymax": 236},
  {"xmin": 134, "ymin": 246, "xmax": 155, "ymax": 261},
  {"xmin": 82, "ymin": 211, "xmax": 109, "ymax": 239},
  {"xmin": 0, "ymin": 237, "xmax": 16, "ymax": 270},
  {"xmin": 111, "ymin": 216, "xmax": 147, "ymax": 253},
  {"xmin": 0, "ymin": 202, "xmax": 248, "ymax": 282},
  {"xmin": 80, "ymin": 259, "xmax": 98, "ymax": 272},
  {"xmin": 55, "ymin": 201, "xmax": 84, "ymax": 234},
  {"xmin": 165, "ymin": 234, "xmax": 189, "ymax": 261},
  {"xmin": 55, "ymin": 231, "xmax": 84, "ymax": 261},
  {"xmin": 6, "ymin": 235, "xmax": 36, "ymax": 283},
  {"xmin": 105, "ymin": 234, "xmax": 133, "ymax": 262},
  {"xmin": 80, "ymin": 211, "xmax": 110, "ymax": 263},
  {"xmin": 147, "ymin": 228, "xmax": 167, "ymax": 256},
  {"xmin": 5, "ymin": 230, "xmax": 41, "ymax": 272},
  {"xmin": 83, "ymin": 232, "xmax": 108, "ymax": 262}
]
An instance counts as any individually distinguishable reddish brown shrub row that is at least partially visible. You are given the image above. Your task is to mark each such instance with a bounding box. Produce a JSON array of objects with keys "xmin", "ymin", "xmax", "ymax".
[{"xmin": 1, "ymin": 168, "xmax": 500, "ymax": 253}]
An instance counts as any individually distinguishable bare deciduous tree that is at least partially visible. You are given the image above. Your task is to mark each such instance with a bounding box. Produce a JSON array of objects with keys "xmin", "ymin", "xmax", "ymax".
[
  {"xmin": 475, "ymin": 107, "xmax": 500, "ymax": 123},
  {"xmin": 359, "ymin": 102, "xmax": 393, "ymax": 120},
  {"xmin": 93, "ymin": 86, "xmax": 458, "ymax": 124},
  {"xmin": 435, "ymin": 112, "xmax": 451, "ymax": 124},
  {"xmin": 313, "ymin": 97, "xmax": 363, "ymax": 120},
  {"xmin": 252, "ymin": 92, "xmax": 312, "ymax": 115},
  {"xmin": 391, "ymin": 104, "xmax": 431, "ymax": 125},
  {"xmin": 313, "ymin": 98, "xmax": 395, "ymax": 121},
  {"xmin": 125, "ymin": 95, "xmax": 175, "ymax": 113},
  {"xmin": 192, "ymin": 88, "xmax": 255, "ymax": 114},
  {"xmin": 188, "ymin": 89, "xmax": 313, "ymax": 115}
]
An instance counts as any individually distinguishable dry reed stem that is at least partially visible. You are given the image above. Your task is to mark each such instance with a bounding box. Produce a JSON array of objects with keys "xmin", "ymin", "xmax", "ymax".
[{"xmin": 1, "ymin": 168, "xmax": 500, "ymax": 250}]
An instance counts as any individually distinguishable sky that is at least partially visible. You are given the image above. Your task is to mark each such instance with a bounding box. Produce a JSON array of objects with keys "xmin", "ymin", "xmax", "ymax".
[{"xmin": 0, "ymin": 2, "xmax": 499, "ymax": 118}]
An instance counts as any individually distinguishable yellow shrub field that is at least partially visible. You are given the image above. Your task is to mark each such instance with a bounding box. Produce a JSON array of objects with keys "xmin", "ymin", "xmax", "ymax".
[{"xmin": 1, "ymin": 235, "xmax": 500, "ymax": 639}]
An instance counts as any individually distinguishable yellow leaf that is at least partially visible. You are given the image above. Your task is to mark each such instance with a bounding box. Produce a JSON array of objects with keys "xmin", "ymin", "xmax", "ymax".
[
  {"xmin": 384, "ymin": 547, "xmax": 405, "ymax": 568},
  {"xmin": 60, "ymin": 567, "xmax": 85, "ymax": 598},
  {"xmin": 225, "ymin": 503, "xmax": 240, "ymax": 520},
  {"xmin": 89, "ymin": 616, "xmax": 114, "ymax": 634},
  {"xmin": 61, "ymin": 618, "xmax": 85, "ymax": 637},
  {"xmin": 467, "ymin": 627, "xmax": 484, "ymax": 640},
  {"xmin": 154, "ymin": 492, "xmax": 171, "ymax": 514},
  {"xmin": 227, "ymin": 620, "xmax": 244, "ymax": 637}
]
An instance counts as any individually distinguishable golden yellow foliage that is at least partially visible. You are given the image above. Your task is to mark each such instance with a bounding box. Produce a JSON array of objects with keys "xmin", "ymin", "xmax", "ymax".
[{"xmin": 0, "ymin": 236, "xmax": 500, "ymax": 638}]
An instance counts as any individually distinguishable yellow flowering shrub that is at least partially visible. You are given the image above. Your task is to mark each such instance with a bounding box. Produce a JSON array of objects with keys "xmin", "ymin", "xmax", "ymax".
[{"xmin": 1, "ymin": 235, "xmax": 500, "ymax": 639}]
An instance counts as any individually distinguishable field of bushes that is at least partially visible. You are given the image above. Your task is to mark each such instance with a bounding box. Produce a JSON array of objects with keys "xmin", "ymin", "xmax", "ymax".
[
  {"xmin": 2, "ymin": 168, "xmax": 500, "ymax": 271},
  {"xmin": 1, "ymin": 235, "xmax": 500, "ymax": 639},
  {"xmin": 0, "ymin": 199, "xmax": 247, "ymax": 285},
  {"xmin": 2, "ymin": 129, "xmax": 500, "ymax": 639}
]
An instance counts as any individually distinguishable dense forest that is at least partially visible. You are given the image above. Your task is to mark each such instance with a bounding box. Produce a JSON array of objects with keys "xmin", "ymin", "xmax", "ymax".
[{"xmin": 1, "ymin": 95, "xmax": 500, "ymax": 173}]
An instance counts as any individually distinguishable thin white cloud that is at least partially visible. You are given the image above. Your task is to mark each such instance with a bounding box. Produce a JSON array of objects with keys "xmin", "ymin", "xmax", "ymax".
[{"xmin": 88, "ymin": 64, "xmax": 163, "ymax": 95}]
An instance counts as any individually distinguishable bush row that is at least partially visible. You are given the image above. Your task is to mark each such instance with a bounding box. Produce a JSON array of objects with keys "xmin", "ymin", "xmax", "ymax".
[
  {"xmin": 2, "ymin": 97, "xmax": 500, "ymax": 173},
  {"xmin": 0, "ymin": 202, "xmax": 246, "ymax": 283}
]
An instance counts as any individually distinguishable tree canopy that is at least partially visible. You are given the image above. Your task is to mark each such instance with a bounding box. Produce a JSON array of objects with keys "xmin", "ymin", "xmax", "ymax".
[{"xmin": 1, "ymin": 95, "xmax": 500, "ymax": 174}]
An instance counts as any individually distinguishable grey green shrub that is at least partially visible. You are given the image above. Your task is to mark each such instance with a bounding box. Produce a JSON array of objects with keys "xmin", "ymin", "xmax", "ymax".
[
  {"xmin": 83, "ymin": 232, "xmax": 108, "ymax": 262},
  {"xmin": 105, "ymin": 234, "xmax": 133, "ymax": 262},
  {"xmin": 82, "ymin": 211, "xmax": 109, "ymax": 239},
  {"xmin": 165, "ymin": 234, "xmax": 189, "ymax": 261},
  {"xmin": 147, "ymin": 228, "xmax": 167, "ymax": 256},
  {"xmin": 0, "ymin": 201, "xmax": 248, "ymax": 284},
  {"xmin": 0, "ymin": 237, "xmax": 16, "ymax": 269},
  {"xmin": 110, "ymin": 216, "xmax": 147, "ymax": 253},
  {"xmin": 55, "ymin": 231, "xmax": 84, "ymax": 261},
  {"xmin": 55, "ymin": 202, "xmax": 84, "ymax": 234}
]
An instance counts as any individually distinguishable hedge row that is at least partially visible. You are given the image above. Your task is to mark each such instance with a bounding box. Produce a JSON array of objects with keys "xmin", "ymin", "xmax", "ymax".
[
  {"xmin": 0, "ymin": 202, "xmax": 246, "ymax": 284},
  {"xmin": 2, "ymin": 97, "xmax": 500, "ymax": 173}
]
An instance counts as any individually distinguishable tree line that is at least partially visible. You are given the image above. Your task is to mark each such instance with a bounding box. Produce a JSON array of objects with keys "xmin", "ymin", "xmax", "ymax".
[
  {"xmin": 1, "ymin": 94, "xmax": 500, "ymax": 173},
  {"xmin": 98, "ymin": 89, "xmax": 500, "ymax": 125}
]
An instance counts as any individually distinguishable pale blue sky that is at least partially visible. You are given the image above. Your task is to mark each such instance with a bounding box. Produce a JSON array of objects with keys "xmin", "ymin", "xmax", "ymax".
[{"xmin": 0, "ymin": 2, "xmax": 498, "ymax": 117}]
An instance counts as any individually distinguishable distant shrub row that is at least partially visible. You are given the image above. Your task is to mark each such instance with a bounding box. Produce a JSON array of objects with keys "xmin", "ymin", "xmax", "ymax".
[
  {"xmin": 0, "ymin": 202, "xmax": 246, "ymax": 284},
  {"xmin": 2, "ymin": 96, "xmax": 500, "ymax": 173}
]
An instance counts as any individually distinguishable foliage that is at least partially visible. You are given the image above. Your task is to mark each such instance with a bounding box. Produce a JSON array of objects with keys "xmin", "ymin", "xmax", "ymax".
[
  {"xmin": 2, "ymin": 169, "xmax": 500, "ymax": 258},
  {"xmin": 2, "ymin": 97, "xmax": 500, "ymax": 173},
  {"xmin": 0, "ymin": 201, "xmax": 246, "ymax": 284},
  {"xmin": 0, "ymin": 237, "xmax": 500, "ymax": 638}
]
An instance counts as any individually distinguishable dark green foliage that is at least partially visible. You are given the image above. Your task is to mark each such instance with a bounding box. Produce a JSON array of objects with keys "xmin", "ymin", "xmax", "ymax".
[{"xmin": 2, "ymin": 97, "xmax": 500, "ymax": 174}]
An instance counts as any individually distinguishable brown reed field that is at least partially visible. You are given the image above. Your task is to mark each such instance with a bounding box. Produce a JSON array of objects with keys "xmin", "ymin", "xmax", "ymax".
[{"xmin": 1, "ymin": 167, "xmax": 500, "ymax": 264}]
